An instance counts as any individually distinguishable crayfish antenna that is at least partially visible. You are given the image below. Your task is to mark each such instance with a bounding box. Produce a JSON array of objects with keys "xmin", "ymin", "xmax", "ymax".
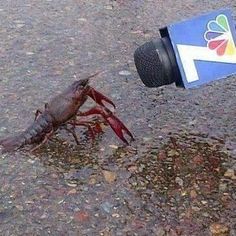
[{"xmin": 84, "ymin": 70, "xmax": 107, "ymax": 81}]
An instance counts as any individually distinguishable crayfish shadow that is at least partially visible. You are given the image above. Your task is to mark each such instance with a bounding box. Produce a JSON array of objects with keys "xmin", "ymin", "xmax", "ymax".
[{"xmin": 31, "ymin": 134, "xmax": 103, "ymax": 171}]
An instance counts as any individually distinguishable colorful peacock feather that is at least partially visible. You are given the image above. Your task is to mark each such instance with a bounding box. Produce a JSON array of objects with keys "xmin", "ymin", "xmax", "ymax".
[{"xmin": 204, "ymin": 14, "xmax": 236, "ymax": 56}]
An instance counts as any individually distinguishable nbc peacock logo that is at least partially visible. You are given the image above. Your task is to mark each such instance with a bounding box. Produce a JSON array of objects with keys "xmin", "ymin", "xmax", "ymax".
[{"xmin": 204, "ymin": 14, "xmax": 236, "ymax": 56}]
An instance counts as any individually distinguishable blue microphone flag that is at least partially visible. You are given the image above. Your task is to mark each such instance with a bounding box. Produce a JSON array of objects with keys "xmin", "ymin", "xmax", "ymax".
[{"xmin": 161, "ymin": 9, "xmax": 236, "ymax": 88}]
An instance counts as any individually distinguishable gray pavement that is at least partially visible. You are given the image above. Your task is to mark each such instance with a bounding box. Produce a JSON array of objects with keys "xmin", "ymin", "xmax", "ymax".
[{"xmin": 0, "ymin": 0, "xmax": 235, "ymax": 235}]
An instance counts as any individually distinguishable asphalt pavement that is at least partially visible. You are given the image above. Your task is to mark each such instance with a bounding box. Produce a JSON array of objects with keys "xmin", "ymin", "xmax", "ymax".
[{"xmin": 0, "ymin": 0, "xmax": 235, "ymax": 235}]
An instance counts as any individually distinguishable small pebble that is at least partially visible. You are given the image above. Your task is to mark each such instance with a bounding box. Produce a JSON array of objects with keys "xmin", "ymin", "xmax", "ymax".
[
  {"xmin": 109, "ymin": 144, "xmax": 118, "ymax": 149},
  {"xmin": 102, "ymin": 170, "xmax": 117, "ymax": 183},
  {"xmin": 27, "ymin": 159, "xmax": 35, "ymax": 164},
  {"xmin": 168, "ymin": 150, "xmax": 179, "ymax": 156},
  {"xmin": 192, "ymin": 206, "xmax": 201, "ymax": 212},
  {"xmin": 15, "ymin": 205, "xmax": 23, "ymax": 211},
  {"xmin": 25, "ymin": 200, "xmax": 34, "ymax": 204},
  {"xmin": 74, "ymin": 211, "xmax": 89, "ymax": 222},
  {"xmin": 104, "ymin": 5, "xmax": 113, "ymax": 10},
  {"xmin": 224, "ymin": 169, "xmax": 236, "ymax": 179},
  {"xmin": 202, "ymin": 212, "xmax": 209, "ymax": 217},
  {"xmin": 0, "ymin": 127, "xmax": 7, "ymax": 132},
  {"xmin": 67, "ymin": 189, "xmax": 77, "ymax": 195},
  {"xmin": 78, "ymin": 18, "xmax": 87, "ymax": 22},
  {"xmin": 101, "ymin": 202, "xmax": 113, "ymax": 213},
  {"xmin": 175, "ymin": 177, "xmax": 184, "ymax": 187},
  {"xmin": 127, "ymin": 165, "xmax": 138, "ymax": 173},
  {"xmin": 88, "ymin": 177, "xmax": 96, "ymax": 185},
  {"xmin": 201, "ymin": 200, "xmax": 208, "ymax": 205},
  {"xmin": 219, "ymin": 183, "xmax": 227, "ymax": 192},
  {"xmin": 16, "ymin": 24, "xmax": 25, "ymax": 28},
  {"xmin": 66, "ymin": 182, "xmax": 78, "ymax": 187},
  {"xmin": 26, "ymin": 52, "xmax": 34, "ymax": 55},
  {"xmin": 210, "ymin": 223, "xmax": 229, "ymax": 236},
  {"xmin": 119, "ymin": 70, "xmax": 131, "ymax": 76},
  {"xmin": 40, "ymin": 213, "xmax": 48, "ymax": 219},
  {"xmin": 112, "ymin": 213, "xmax": 120, "ymax": 218},
  {"xmin": 190, "ymin": 190, "xmax": 197, "ymax": 198}
]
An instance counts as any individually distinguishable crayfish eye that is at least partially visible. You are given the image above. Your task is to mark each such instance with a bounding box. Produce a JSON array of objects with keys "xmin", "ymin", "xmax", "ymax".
[{"xmin": 79, "ymin": 78, "xmax": 89, "ymax": 87}]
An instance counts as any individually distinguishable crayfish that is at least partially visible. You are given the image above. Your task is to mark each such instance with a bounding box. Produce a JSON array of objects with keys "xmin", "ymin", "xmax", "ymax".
[{"xmin": 0, "ymin": 73, "xmax": 134, "ymax": 152}]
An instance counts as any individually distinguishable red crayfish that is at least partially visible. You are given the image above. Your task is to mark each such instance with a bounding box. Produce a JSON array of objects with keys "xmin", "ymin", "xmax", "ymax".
[{"xmin": 0, "ymin": 73, "xmax": 134, "ymax": 152}]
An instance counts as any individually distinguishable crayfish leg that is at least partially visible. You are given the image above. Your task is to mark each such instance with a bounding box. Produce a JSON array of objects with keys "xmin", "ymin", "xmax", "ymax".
[
  {"xmin": 62, "ymin": 124, "xmax": 80, "ymax": 144},
  {"xmin": 34, "ymin": 109, "xmax": 42, "ymax": 121},
  {"xmin": 30, "ymin": 130, "xmax": 54, "ymax": 152},
  {"xmin": 67, "ymin": 119, "xmax": 103, "ymax": 140},
  {"xmin": 77, "ymin": 106, "xmax": 134, "ymax": 144},
  {"xmin": 34, "ymin": 103, "xmax": 48, "ymax": 121}
]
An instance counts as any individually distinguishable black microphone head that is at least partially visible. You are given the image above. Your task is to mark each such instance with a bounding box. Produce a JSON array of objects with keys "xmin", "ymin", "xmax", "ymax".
[{"xmin": 134, "ymin": 38, "xmax": 179, "ymax": 88}]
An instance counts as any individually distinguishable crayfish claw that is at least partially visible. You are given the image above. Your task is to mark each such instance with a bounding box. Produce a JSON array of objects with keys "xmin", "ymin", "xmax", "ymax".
[
  {"xmin": 106, "ymin": 115, "xmax": 134, "ymax": 145},
  {"xmin": 88, "ymin": 88, "xmax": 116, "ymax": 109},
  {"xmin": 77, "ymin": 106, "xmax": 134, "ymax": 144}
]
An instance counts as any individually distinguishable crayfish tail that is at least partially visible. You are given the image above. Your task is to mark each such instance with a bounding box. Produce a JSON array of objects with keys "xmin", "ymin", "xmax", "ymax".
[{"xmin": 0, "ymin": 135, "xmax": 23, "ymax": 153}]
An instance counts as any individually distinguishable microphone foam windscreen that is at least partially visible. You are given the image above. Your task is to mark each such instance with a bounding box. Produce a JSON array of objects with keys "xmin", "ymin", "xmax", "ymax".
[{"xmin": 134, "ymin": 40, "xmax": 175, "ymax": 87}]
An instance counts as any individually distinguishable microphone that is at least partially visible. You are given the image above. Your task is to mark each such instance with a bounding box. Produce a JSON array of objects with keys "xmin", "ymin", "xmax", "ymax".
[
  {"xmin": 134, "ymin": 37, "xmax": 182, "ymax": 88},
  {"xmin": 134, "ymin": 9, "xmax": 236, "ymax": 89}
]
